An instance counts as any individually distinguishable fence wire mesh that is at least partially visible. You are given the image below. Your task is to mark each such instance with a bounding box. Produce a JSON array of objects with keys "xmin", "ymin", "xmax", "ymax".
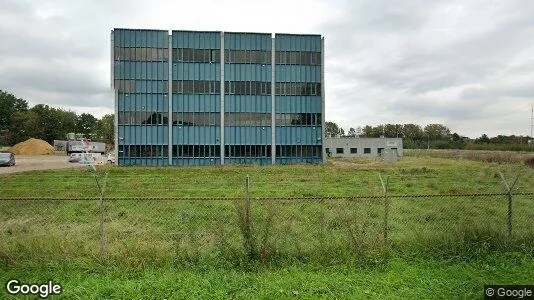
[{"xmin": 1, "ymin": 171, "xmax": 533, "ymax": 265}]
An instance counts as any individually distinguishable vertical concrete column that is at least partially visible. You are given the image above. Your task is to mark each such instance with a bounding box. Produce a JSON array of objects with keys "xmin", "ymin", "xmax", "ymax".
[
  {"xmin": 271, "ymin": 36, "xmax": 276, "ymax": 164},
  {"xmin": 321, "ymin": 37, "xmax": 326, "ymax": 162},
  {"xmin": 168, "ymin": 33, "xmax": 173, "ymax": 166},
  {"xmin": 220, "ymin": 32, "xmax": 225, "ymax": 165},
  {"xmin": 111, "ymin": 31, "xmax": 119, "ymax": 165}
]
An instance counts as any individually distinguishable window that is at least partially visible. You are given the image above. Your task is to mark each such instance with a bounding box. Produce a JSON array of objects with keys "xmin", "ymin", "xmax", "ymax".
[
  {"xmin": 336, "ymin": 148, "xmax": 344, "ymax": 154},
  {"xmin": 275, "ymin": 113, "xmax": 322, "ymax": 126},
  {"xmin": 275, "ymin": 83, "xmax": 321, "ymax": 96},
  {"xmin": 325, "ymin": 148, "xmax": 330, "ymax": 154},
  {"xmin": 225, "ymin": 50, "xmax": 271, "ymax": 64},
  {"xmin": 350, "ymin": 148, "xmax": 357, "ymax": 154},
  {"xmin": 364, "ymin": 148, "xmax": 371, "ymax": 154},
  {"xmin": 113, "ymin": 47, "xmax": 168, "ymax": 61},
  {"xmin": 172, "ymin": 80, "xmax": 220, "ymax": 94},
  {"xmin": 378, "ymin": 148, "xmax": 384, "ymax": 154},
  {"xmin": 224, "ymin": 81, "xmax": 271, "ymax": 95},
  {"xmin": 224, "ymin": 113, "xmax": 271, "ymax": 126},
  {"xmin": 274, "ymin": 51, "xmax": 321, "ymax": 65}
]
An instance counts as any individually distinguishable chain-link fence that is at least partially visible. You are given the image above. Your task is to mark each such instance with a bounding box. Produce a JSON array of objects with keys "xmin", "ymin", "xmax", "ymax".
[{"xmin": 1, "ymin": 173, "xmax": 533, "ymax": 266}]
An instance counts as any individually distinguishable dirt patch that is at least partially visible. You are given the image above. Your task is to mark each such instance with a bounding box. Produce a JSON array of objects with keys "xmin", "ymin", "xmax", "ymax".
[
  {"xmin": 9, "ymin": 138, "xmax": 55, "ymax": 155},
  {"xmin": 0, "ymin": 155, "xmax": 84, "ymax": 175}
]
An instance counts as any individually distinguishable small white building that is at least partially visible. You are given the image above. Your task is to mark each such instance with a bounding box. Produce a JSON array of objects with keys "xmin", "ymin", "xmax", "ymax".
[{"xmin": 324, "ymin": 137, "xmax": 403, "ymax": 157}]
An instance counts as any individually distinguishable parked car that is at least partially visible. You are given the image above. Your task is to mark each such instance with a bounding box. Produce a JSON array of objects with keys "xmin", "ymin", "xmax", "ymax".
[
  {"xmin": 68, "ymin": 153, "xmax": 83, "ymax": 163},
  {"xmin": 0, "ymin": 152, "xmax": 15, "ymax": 167},
  {"xmin": 107, "ymin": 153, "xmax": 116, "ymax": 164}
]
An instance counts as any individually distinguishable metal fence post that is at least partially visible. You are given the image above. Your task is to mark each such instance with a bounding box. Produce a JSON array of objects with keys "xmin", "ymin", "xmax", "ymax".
[
  {"xmin": 499, "ymin": 172, "xmax": 520, "ymax": 237},
  {"xmin": 379, "ymin": 174, "xmax": 390, "ymax": 244},
  {"xmin": 95, "ymin": 172, "xmax": 109, "ymax": 259},
  {"xmin": 244, "ymin": 175, "xmax": 255, "ymax": 259}
]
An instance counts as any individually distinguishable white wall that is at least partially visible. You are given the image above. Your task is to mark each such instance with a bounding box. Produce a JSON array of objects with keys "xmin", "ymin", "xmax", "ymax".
[{"xmin": 324, "ymin": 137, "xmax": 403, "ymax": 157}]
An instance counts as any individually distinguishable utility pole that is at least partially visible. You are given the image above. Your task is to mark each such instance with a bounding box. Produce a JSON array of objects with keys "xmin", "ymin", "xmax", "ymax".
[{"xmin": 531, "ymin": 105, "xmax": 533, "ymax": 138}]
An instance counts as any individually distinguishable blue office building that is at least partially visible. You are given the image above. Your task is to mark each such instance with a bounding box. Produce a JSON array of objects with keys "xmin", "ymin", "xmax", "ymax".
[{"xmin": 111, "ymin": 29, "xmax": 324, "ymax": 165}]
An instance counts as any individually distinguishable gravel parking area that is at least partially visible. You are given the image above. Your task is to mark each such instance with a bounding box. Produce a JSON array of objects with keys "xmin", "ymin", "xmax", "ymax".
[{"xmin": 0, "ymin": 155, "xmax": 86, "ymax": 174}]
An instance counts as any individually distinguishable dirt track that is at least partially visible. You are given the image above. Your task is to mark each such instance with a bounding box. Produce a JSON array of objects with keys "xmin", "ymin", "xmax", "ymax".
[{"xmin": 0, "ymin": 155, "xmax": 85, "ymax": 175}]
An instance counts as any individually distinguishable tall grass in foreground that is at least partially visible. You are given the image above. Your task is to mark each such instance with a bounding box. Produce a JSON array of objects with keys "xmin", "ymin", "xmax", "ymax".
[
  {"xmin": 1, "ymin": 194, "xmax": 534, "ymax": 270},
  {"xmin": 405, "ymin": 149, "xmax": 534, "ymax": 165}
]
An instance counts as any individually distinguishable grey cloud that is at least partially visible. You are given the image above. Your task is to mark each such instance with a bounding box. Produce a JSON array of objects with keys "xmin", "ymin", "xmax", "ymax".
[
  {"xmin": 0, "ymin": 0, "xmax": 139, "ymax": 109},
  {"xmin": 319, "ymin": 0, "xmax": 534, "ymax": 136}
]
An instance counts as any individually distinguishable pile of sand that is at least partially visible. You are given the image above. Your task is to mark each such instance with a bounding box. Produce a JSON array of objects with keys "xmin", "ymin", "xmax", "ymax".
[{"xmin": 9, "ymin": 138, "xmax": 55, "ymax": 155}]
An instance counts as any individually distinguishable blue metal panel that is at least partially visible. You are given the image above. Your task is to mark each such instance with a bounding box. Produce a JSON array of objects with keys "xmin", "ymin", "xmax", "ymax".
[
  {"xmin": 173, "ymin": 126, "xmax": 220, "ymax": 145},
  {"xmin": 172, "ymin": 95, "xmax": 220, "ymax": 112},
  {"xmin": 224, "ymin": 96, "xmax": 271, "ymax": 113},
  {"xmin": 275, "ymin": 96, "xmax": 321, "ymax": 113},
  {"xmin": 275, "ymin": 34, "xmax": 321, "ymax": 51},
  {"xmin": 275, "ymin": 65, "xmax": 320, "ymax": 82},
  {"xmin": 224, "ymin": 127, "xmax": 271, "ymax": 144},
  {"xmin": 224, "ymin": 32, "xmax": 271, "ymax": 50},
  {"xmin": 172, "ymin": 31, "xmax": 220, "ymax": 49},
  {"xmin": 172, "ymin": 63, "xmax": 218, "ymax": 80},
  {"xmin": 224, "ymin": 64, "xmax": 271, "ymax": 81},
  {"xmin": 275, "ymin": 127, "xmax": 321, "ymax": 145}
]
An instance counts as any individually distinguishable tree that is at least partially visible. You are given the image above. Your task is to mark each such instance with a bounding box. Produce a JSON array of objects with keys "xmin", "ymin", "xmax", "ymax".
[
  {"xmin": 0, "ymin": 90, "xmax": 29, "ymax": 145},
  {"xmin": 7, "ymin": 110, "xmax": 41, "ymax": 145},
  {"xmin": 355, "ymin": 126, "xmax": 363, "ymax": 137},
  {"xmin": 0, "ymin": 90, "xmax": 28, "ymax": 131},
  {"xmin": 95, "ymin": 114, "xmax": 114, "ymax": 145},
  {"xmin": 28, "ymin": 104, "xmax": 78, "ymax": 144},
  {"xmin": 347, "ymin": 127, "xmax": 356, "ymax": 137},
  {"xmin": 424, "ymin": 124, "xmax": 451, "ymax": 140},
  {"xmin": 325, "ymin": 122, "xmax": 344, "ymax": 137},
  {"xmin": 476, "ymin": 134, "xmax": 490, "ymax": 144},
  {"xmin": 76, "ymin": 113, "xmax": 98, "ymax": 139},
  {"xmin": 384, "ymin": 124, "xmax": 403, "ymax": 137},
  {"xmin": 402, "ymin": 124, "xmax": 424, "ymax": 140},
  {"xmin": 362, "ymin": 125, "xmax": 378, "ymax": 137}
]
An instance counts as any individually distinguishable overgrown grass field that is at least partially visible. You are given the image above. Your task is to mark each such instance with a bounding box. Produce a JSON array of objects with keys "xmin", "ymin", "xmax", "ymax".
[{"xmin": 1, "ymin": 156, "xmax": 534, "ymax": 298}]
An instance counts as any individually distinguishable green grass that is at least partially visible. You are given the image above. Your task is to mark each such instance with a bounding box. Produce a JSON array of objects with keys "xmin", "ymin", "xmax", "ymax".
[
  {"xmin": 1, "ymin": 157, "xmax": 533, "ymax": 198},
  {"xmin": 1, "ymin": 254, "xmax": 533, "ymax": 299},
  {"xmin": 1, "ymin": 157, "xmax": 534, "ymax": 298}
]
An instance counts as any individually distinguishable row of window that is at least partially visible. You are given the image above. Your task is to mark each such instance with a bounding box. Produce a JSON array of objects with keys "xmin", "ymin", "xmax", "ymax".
[
  {"xmin": 274, "ymin": 82, "xmax": 321, "ymax": 96},
  {"xmin": 118, "ymin": 112, "xmax": 170, "ymax": 125},
  {"xmin": 118, "ymin": 144, "xmax": 321, "ymax": 158},
  {"xmin": 113, "ymin": 80, "xmax": 321, "ymax": 96},
  {"xmin": 172, "ymin": 80, "xmax": 221, "ymax": 94},
  {"xmin": 114, "ymin": 80, "xmax": 168, "ymax": 93},
  {"xmin": 114, "ymin": 47, "xmax": 169, "ymax": 61},
  {"xmin": 172, "ymin": 48, "xmax": 220, "ymax": 63},
  {"xmin": 326, "ymin": 148, "xmax": 371, "ymax": 154},
  {"xmin": 174, "ymin": 80, "xmax": 322, "ymax": 96},
  {"xmin": 114, "ymin": 47, "xmax": 321, "ymax": 66},
  {"xmin": 174, "ymin": 80, "xmax": 320, "ymax": 96},
  {"xmin": 326, "ymin": 148, "xmax": 396, "ymax": 154},
  {"xmin": 275, "ymin": 51, "xmax": 321, "ymax": 66},
  {"xmin": 275, "ymin": 145, "xmax": 322, "ymax": 157},
  {"xmin": 118, "ymin": 112, "xmax": 322, "ymax": 126},
  {"xmin": 118, "ymin": 145, "xmax": 169, "ymax": 157},
  {"xmin": 115, "ymin": 79, "xmax": 321, "ymax": 96},
  {"xmin": 275, "ymin": 113, "xmax": 321, "ymax": 125}
]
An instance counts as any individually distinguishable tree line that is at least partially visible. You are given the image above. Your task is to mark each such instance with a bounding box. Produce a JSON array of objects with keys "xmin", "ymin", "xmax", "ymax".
[
  {"xmin": 0, "ymin": 90, "xmax": 114, "ymax": 147},
  {"xmin": 325, "ymin": 121, "xmax": 534, "ymax": 151},
  {"xmin": 1, "ymin": 89, "xmax": 532, "ymax": 151}
]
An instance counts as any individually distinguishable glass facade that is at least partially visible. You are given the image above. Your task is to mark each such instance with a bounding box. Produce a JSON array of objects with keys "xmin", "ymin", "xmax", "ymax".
[{"xmin": 112, "ymin": 29, "xmax": 324, "ymax": 165}]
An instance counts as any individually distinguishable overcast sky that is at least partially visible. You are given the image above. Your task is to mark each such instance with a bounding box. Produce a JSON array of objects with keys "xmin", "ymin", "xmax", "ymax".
[{"xmin": 1, "ymin": 0, "xmax": 533, "ymax": 138}]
